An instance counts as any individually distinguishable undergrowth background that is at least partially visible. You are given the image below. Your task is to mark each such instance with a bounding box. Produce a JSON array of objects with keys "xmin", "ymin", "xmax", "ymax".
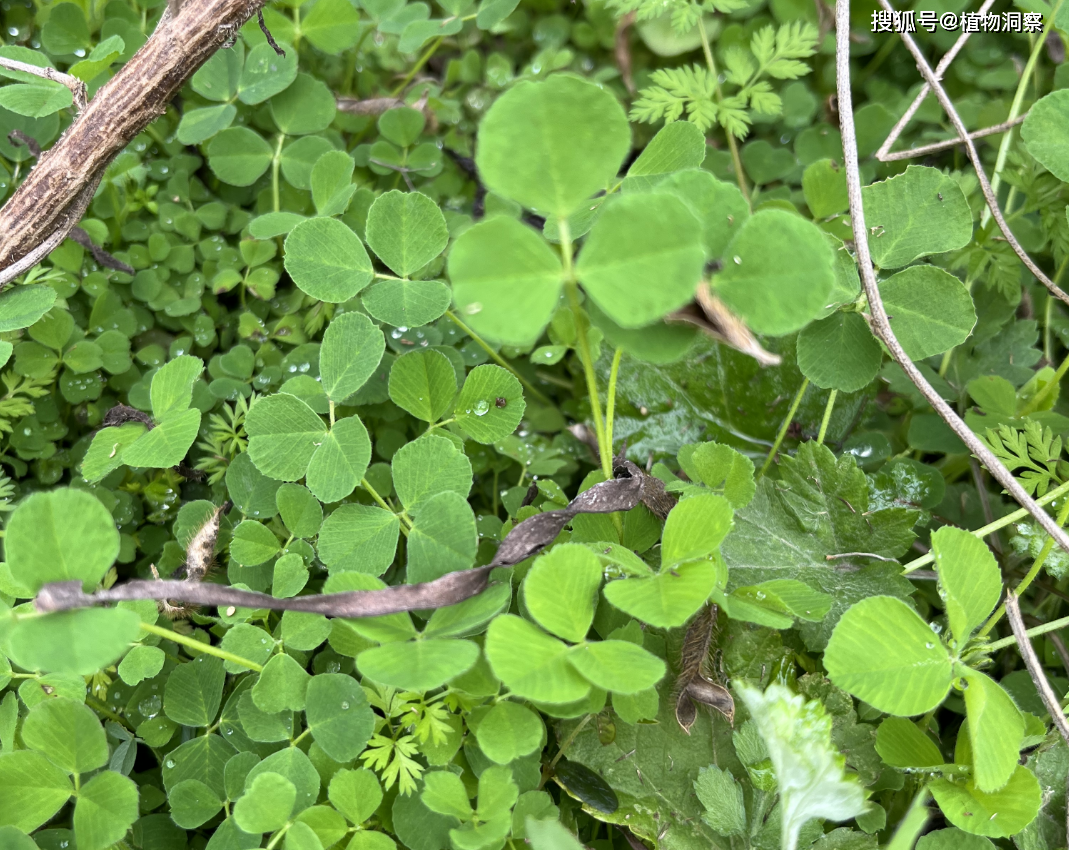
[{"xmin": 1, "ymin": 0, "xmax": 1069, "ymax": 848}]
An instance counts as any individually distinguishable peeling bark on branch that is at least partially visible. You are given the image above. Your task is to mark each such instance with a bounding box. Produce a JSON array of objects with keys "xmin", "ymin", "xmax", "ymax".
[{"xmin": 0, "ymin": 0, "xmax": 270, "ymax": 275}]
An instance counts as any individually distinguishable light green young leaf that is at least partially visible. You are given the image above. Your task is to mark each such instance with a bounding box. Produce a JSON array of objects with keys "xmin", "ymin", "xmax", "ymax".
[
  {"xmin": 406, "ymin": 490, "xmax": 477, "ymax": 583},
  {"xmin": 277, "ymin": 484, "xmax": 323, "ymax": 538},
  {"xmin": 603, "ymin": 560, "xmax": 719, "ymax": 628},
  {"xmin": 230, "ymin": 519, "xmax": 281, "ymax": 566},
  {"xmin": 207, "ymin": 127, "xmax": 274, "ymax": 186},
  {"xmin": 5, "ymin": 608, "xmax": 141, "ymax": 676},
  {"xmin": 306, "ymin": 415, "xmax": 372, "ymax": 504},
  {"xmin": 305, "ymin": 673, "xmax": 375, "ymax": 762},
  {"xmin": 475, "ymin": 75, "xmax": 631, "ymax": 217},
  {"xmin": 319, "ymin": 311, "xmax": 386, "ymax": 403},
  {"xmin": 0, "ymin": 83, "xmax": 71, "ymax": 117},
  {"xmin": 357, "ymin": 638, "xmax": 479, "ymax": 691},
  {"xmin": 311, "ymin": 150, "xmax": 356, "ymax": 217},
  {"xmin": 6, "ymin": 487, "xmax": 119, "ymax": 592},
  {"xmin": 362, "ymin": 279, "xmax": 452, "ymax": 328},
  {"xmin": 824, "ymin": 596, "xmax": 953, "ymax": 716},
  {"xmin": 930, "ymin": 766, "xmax": 1041, "ymax": 838},
  {"xmin": 879, "ymin": 266, "xmax": 976, "ymax": 361},
  {"xmin": 454, "ymin": 364, "xmax": 525, "ymax": 443},
  {"xmin": 0, "ymin": 285, "xmax": 56, "ymax": 332},
  {"xmin": 448, "ymin": 216, "xmax": 563, "ymax": 347},
  {"xmin": 284, "ymin": 218, "xmax": 375, "ymax": 303},
  {"xmin": 121, "ymin": 407, "xmax": 201, "ymax": 469},
  {"xmin": 21, "ymin": 697, "xmax": 107, "ymax": 774},
  {"xmin": 73, "ymin": 770, "xmax": 139, "ymax": 850},
  {"xmin": 661, "ymin": 492, "xmax": 733, "ymax": 567},
  {"xmin": 485, "ymin": 615, "xmax": 591, "ymax": 704},
  {"xmin": 0, "ymin": 751, "xmax": 73, "ymax": 832},
  {"xmin": 388, "ymin": 349, "xmax": 457, "ymax": 422},
  {"xmin": 252, "ymin": 653, "xmax": 312, "ymax": 714},
  {"xmin": 874, "ymin": 717, "xmax": 943, "ymax": 768},
  {"xmin": 526, "ymin": 819, "xmax": 584, "ymax": 850},
  {"xmin": 476, "ymin": 702, "xmax": 544, "ymax": 765},
  {"xmin": 566, "ymin": 640, "xmax": 666, "ymax": 693},
  {"xmin": 316, "ymin": 504, "xmax": 400, "ymax": 575},
  {"xmin": 329, "ymin": 768, "xmax": 383, "ymax": 825},
  {"xmin": 694, "ymin": 766, "xmax": 746, "ymax": 836},
  {"xmin": 652, "ymin": 169, "xmax": 750, "ymax": 260},
  {"xmin": 246, "ymin": 392, "xmax": 327, "ymax": 481},
  {"xmin": 627, "ymin": 120, "xmax": 706, "ymax": 179},
  {"xmin": 422, "ymin": 770, "xmax": 473, "ymax": 820},
  {"xmin": 117, "ymin": 644, "xmax": 165, "ymax": 686},
  {"xmin": 392, "ymin": 434, "xmax": 473, "ymax": 514},
  {"xmin": 365, "ymin": 190, "xmax": 449, "ymax": 277},
  {"xmin": 930, "ymin": 526, "xmax": 1001, "ymax": 647},
  {"xmin": 523, "ymin": 543, "xmax": 603, "ymax": 643},
  {"xmin": 177, "ymin": 103, "xmax": 236, "ymax": 145},
  {"xmin": 737, "ymin": 682, "xmax": 866, "ymax": 850},
  {"xmin": 576, "ymin": 193, "xmax": 705, "ymax": 328},
  {"xmin": 234, "ymin": 772, "xmax": 297, "ymax": 833},
  {"xmin": 238, "ymin": 41, "xmax": 298, "ymax": 104},
  {"xmin": 861, "ymin": 165, "xmax": 973, "ymax": 269},
  {"xmin": 960, "ymin": 669, "xmax": 1023, "ymax": 793},
  {"xmin": 715, "ymin": 209, "xmax": 835, "ymax": 336},
  {"xmin": 680, "ymin": 441, "xmax": 756, "ymax": 508},
  {"xmin": 302, "ymin": 0, "xmax": 362, "ymax": 53},
  {"xmin": 1022, "ymin": 90, "xmax": 1069, "ymax": 182}
]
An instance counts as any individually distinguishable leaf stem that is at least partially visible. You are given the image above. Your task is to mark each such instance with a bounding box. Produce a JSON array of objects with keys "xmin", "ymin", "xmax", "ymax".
[
  {"xmin": 560, "ymin": 220, "xmax": 611, "ymax": 480},
  {"xmin": 902, "ymin": 478, "xmax": 1069, "ymax": 572},
  {"xmin": 271, "ymin": 133, "xmax": 285, "ymax": 214},
  {"xmin": 362, "ymin": 476, "xmax": 412, "ymax": 533},
  {"xmin": 605, "ymin": 348, "xmax": 622, "ymax": 462},
  {"xmin": 697, "ymin": 18, "xmax": 750, "ymax": 203},
  {"xmin": 1020, "ymin": 344, "xmax": 1069, "ymax": 417},
  {"xmin": 444, "ymin": 310, "xmax": 553, "ymax": 405},
  {"xmin": 85, "ymin": 693, "xmax": 136, "ymax": 733},
  {"xmin": 816, "ymin": 389, "xmax": 837, "ymax": 445},
  {"xmin": 139, "ymin": 622, "xmax": 264, "ymax": 672},
  {"xmin": 392, "ymin": 37, "xmax": 442, "ymax": 97},
  {"xmin": 988, "ymin": 613, "xmax": 1069, "ymax": 652},
  {"xmin": 759, "ymin": 378, "xmax": 808, "ymax": 478}
]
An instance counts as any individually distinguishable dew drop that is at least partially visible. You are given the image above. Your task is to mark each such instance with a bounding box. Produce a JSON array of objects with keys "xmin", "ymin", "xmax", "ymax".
[
  {"xmin": 341, "ymin": 701, "xmax": 350, "ymax": 710},
  {"xmin": 733, "ymin": 256, "xmax": 742, "ymax": 265},
  {"xmin": 473, "ymin": 399, "xmax": 490, "ymax": 416},
  {"xmin": 139, "ymin": 695, "xmax": 162, "ymax": 719},
  {"xmin": 465, "ymin": 302, "xmax": 483, "ymax": 315},
  {"xmin": 165, "ymin": 759, "xmax": 176, "ymax": 769},
  {"xmin": 225, "ymin": 606, "xmax": 236, "ymax": 616},
  {"xmin": 925, "ymin": 642, "xmax": 934, "ymax": 649}
]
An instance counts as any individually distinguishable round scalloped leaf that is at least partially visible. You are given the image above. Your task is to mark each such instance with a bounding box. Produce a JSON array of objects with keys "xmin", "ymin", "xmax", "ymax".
[
  {"xmin": 1022, "ymin": 90, "xmax": 1069, "ymax": 182},
  {"xmin": 454, "ymin": 364, "xmax": 525, "ymax": 443},
  {"xmin": 284, "ymin": 218, "xmax": 375, "ymax": 304},
  {"xmin": 319, "ymin": 311, "xmax": 386, "ymax": 404},
  {"xmin": 880, "ymin": 265, "xmax": 976, "ymax": 361},
  {"xmin": 0, "ymin": 284, "xmax": 57, "ymax": 332},
  {"xmin": 357, "ymin": 639, "xmax": 479, "ymax": 691},
  {"xmin": 475, "ymin": 75, "xmax": 630, "ymax": 217},
  {"xmin": 365, "ymin": 190, "xmax": 449, "ymax": 277},
  {"xmin": 245, "ymin": 392, "xmax": 327, "ymax": 481},
  {"xmin": 796, "ymin": 311, "xmax": 882, "ymax": 392},
  {"xmin": 930, "ymin": 766, "xmax": 1041, "ymax": 838},
  {"xmin": 362, "ymin": 278, "xmax": 451, "ymax": 328}
]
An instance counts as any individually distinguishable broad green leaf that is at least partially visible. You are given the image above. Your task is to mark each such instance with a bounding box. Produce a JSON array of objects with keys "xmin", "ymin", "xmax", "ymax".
[
  {"xmin": 485, "ymin": 615, "xmax": 591, "ymax": 703},
  {"xmin": 0, "ymin": 285, "xmax": 57, "ymax": 332},
  {"xmin": 362, "ymin": 279, "xmax": 451, "ymax": 328},
  {"xmin": 526, "ymin": 819, "xmax": 583, "ymax": 850},
  {"xmin": 284, "ymin": 218, "xmax": 374, "ymax": 303},
  {"xmin": 271, "ymin": 73, "xmax": 336, "ymax": 135},
  {"xmin": 714, "ymin": 209, "xmax": 835, "ymax": 336},
  {"xmin": 475, "ymin": 75, "xmax": 630, "ymax": 217},
  {"xmin": 306, "ymin": 415, "xmax": 372, "ymax": 503},
  {"xmin": 407, "ymin": 490, "xmax": 477, "ymax": 583},
  {"xmin": 329, "ymin": 768, "xmax": 383, "ymax": 825},
  {"xmin": 861, "ymin": 165, "xmax": 973, "ymax": 269},
  {"xmin": 5, "ymin": 608, "xmax": 141, "ymax": 675},
  {"xmin": 0, "ymin": 83, "xmax": 71, "ymax": 117},
  {"xmin": 177, "ymin": 104, "xmax": 236, "ymax": 145},
  {"xmin": 476, "ymin": 0, "xmax": 521, "ymax": 28},
  {"xmin": 230, "ymin": 519, "xmax": 281, "ymax": 566},
  {"xmin": 317, "ymin": 504, "xmax": 399, "ymax": 575},
  {"xmin": 6, "ymin": 487, "xmax": 119, "ymax": 591},
  {"xmin": 476, "ymin": 702, "xmax": 544, "ymax": 764},
  {"xmin": 454, "ymin": 364, "xmax": 525, "ymax": 443},
  {"xmin": 252, "ymin": 653, "xmax": 312, "ymax": 714},
  {"xmin": 310, "ymin": 150, "xmax": 356, "ymax": 216},
  {"xmin": 378, "ymin": 107, "xmax": 424, "ymax": 146},
  {"xmin": 245, "ymin": 392, "xmax": 327, "ymax": 481},
  {"xmin": 392, "ymin": 434, "xmax": 473, "ymax": 514},
  {"xmin": 576, "ymin": 193, "xmax": 704, "ymax": 328},
  {"xmin": 388, "ymin": 349, "xmax": 457, "ymax": 422},
  {"xmin": 68, "ymin": 34, "xmax": 125, "ymax": 81},
  {"xmin": 422, "ymin": 770, "xmax": 473, "ymax": 820},
  {"xmin": 930, "ymin": 526, "xmax": 1000, "ymax": 647},
  {"xmin": 121, "ymin": 407, "xmax": 201, "ymax": 468},
  {"xmin": 191, "ymin": 41, "xmax": 243, "ymax": 101},
  {"xmin": 365, "ymin": 190, "xmax": 449, "ymax": 277},
  {"xmin": 797, "ymin": 312, "xmax": 882, "ymax": 393},
  {"xmin": 694, "ymin": 766, "xmax": 746, "ymax": 836},
  {"xmin": 802, "ymin": 159, "xmax": 849, "ymax": 219},
  {"xmin": 880, "ymin": 266, "xmax": 976, "ymax": 360},
  {"xmin": 422, "ymin": 581, "xmax": 512, "ymax": 639},
  {"xmin": 930, "ymin": 766, "xmax": 1041, "ymax": 838},
  {"xmin": 824, "ymin": 596, "xmax": 953, "ymax": 716},
  {"xmin": 652, "ymin": 168, "xmax": 750, "ymax": 260},
  {"xmin": 302, "ymin": 0, "xmax": 362, "ymax": 53},
  {"xmin": 603, "ymin": 560, "xmax": 719, "ymax": 628},
  {"xmin": 662, "ymin": 492, "xmax": 733, "ymax": 566},
  {"xmin": 448, "ymin": 216, "xmax": 563, "ymax": 347},
  {"xmin": 0, "ymin": 750, "xmax": 72, "ymax": 832},
  {"xmin": 566, "ymin": 640, "xmax": 666, "ymax": 693},
  {"xmin": 117, "ymin": 644, "xmax": 165, "ymax": 685},
  {"xmin": 277, "ymin": 484, "xmax": 323, "ymax": 538},
  {"xmin": 73, "ymin": 770, "xmax": 139, "ymax": 850},
  {"xmin": 164, "ymin": 656, "xmax": 225, "ymax": 728},
  {"xmin": 587, "ymin": 301, "xmax": 697, "ymax": 365},
  {"xmin": 627, "ymin": 120, "xmax": 705, "ymax": 179},
  {"xmin": 737, "ymin": 683, "xmax": 866, "ymax": 850},
  {"xmin": 161, "ymin": 733, "xmax": 231, "ymax": 798},
  {"xmin": 305, "ymin": 673, "xmax": 375, "ymax": 762},
  {"xmin": 169, "ymin": 779, "xmax": 224, "ymax": 829},
  {"xmin": 523, "ymin": 544, "xmax": 602, "ymax": 643},
  {"xmin": 238, "ymin": 41, "xmax": 298, "ymax": 104},
  {"xmin": 319, "ymin": 311, "xmax": 386, "ymax": 403},
  {"xmin": 754, "ymin": 580, "xmax": 833, "ymax": 621},
  {"xmin": 207, "ymin": 127, "xmax": 274, "ymax": 186},
  {"xmin": 357, "ymin": 638, "xmax": 479, "ymax": 690},
  {"xmin": 234, "ymin": 773, "xmax": 297, "ymax": 833},
  {"xmin": 281, "ymin": 610, "xmax": 331, "ymax": 651},
  {"xmin": 227, "ymin": 451, "xmax": 283, "ymax": 520},
  {"xmin": 22, "ymin": 697, "xmax": 107, "ymax": 773},
  {"xmin": 1023, "ymin": 90, "xmax": 1069, "ymax": 181},
  {"xmin": 874, "ymin": 717, "xmax": 943, "ymax": 768},
  {"xmin": 680, "ymin": 441, "xmax": 756, "ymax": 509},
  {"xmin": 961, "ymin": 669, "xmax": 1024, "ymax": 793}
]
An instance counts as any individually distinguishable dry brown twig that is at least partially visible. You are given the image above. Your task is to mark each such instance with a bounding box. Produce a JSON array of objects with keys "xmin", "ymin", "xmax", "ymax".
[
  {"xmin": 0, "ymin": 0, "xmax": 272, "ymax": 283},
  {"xmin": 1005, "ymin": 592, "xmax": 1069, "ymax": 746},
  {"xmin": 835, "ymin": 0, "xmax": 1069, "ymax": 559}
]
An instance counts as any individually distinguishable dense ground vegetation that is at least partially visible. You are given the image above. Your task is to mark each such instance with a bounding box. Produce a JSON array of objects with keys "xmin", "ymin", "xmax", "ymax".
[{"xmin": 5, "ymin": 0, "xmax": 1069, "ymax": 848}]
